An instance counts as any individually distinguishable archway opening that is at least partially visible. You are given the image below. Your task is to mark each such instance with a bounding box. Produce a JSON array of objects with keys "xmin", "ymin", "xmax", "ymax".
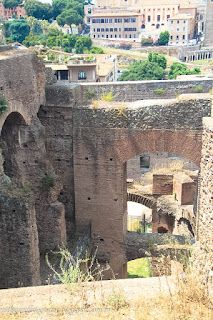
[{"xmin": 0, "ymin": 112, "xmax": 27, "ymax": 179}]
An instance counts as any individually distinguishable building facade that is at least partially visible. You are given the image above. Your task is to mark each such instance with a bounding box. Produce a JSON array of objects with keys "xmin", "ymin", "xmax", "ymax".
[
  {"xmin": 90, "ymin": 11, "xmax": 140, "ymax": 40},
  {"xmin": 0, "ymin": 0, "xmax": 27, "ymax": 19},
  {"xmin": 168, "ymin": 14, "xmax": 195, "ymax": 45}
]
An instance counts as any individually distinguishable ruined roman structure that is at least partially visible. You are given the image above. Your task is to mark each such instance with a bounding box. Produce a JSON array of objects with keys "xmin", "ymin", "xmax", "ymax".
[{"xmin": 0, "ymin": 49, "xmax": 213, "ymax": 287}]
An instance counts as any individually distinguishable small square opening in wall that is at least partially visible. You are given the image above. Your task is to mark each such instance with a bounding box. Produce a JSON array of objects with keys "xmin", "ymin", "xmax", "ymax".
[
  {"xmin": 140, "ymin": 156, "xmax": 150, "ymax": 169},
  {"xmin": 85, "ymin": 157, "xmax": 89, "ymax": 160},
  {"xmin": 88, "ymin": 197, "xmax": 91, "ymax": 200},
  {"xmin": 110, "ymin": 158, "xmax": 113, "ymax": 161}
]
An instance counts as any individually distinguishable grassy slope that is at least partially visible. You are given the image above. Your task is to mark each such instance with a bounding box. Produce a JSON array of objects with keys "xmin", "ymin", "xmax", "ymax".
[{"xmin": 127, "ymin": 258, "xmax": 152, "ymax": 278}]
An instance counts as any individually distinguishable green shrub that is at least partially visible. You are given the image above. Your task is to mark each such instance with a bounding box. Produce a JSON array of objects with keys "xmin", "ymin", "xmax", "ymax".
[
  {"xmin": 86, "ymin": 88, "xmax": 96, "ymax": 99},
  {"xmin": 194, "ymin": 85, "xmax": 203, "ymax": 93}
]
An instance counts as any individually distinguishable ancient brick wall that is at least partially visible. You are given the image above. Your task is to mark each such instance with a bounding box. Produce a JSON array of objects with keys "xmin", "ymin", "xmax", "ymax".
[
  {"xmin": 81, "ymin": 79, "xmax": 213, "ymax": 102},
  {"xmin": 152, "ymin": 174, "xmax": 173, "ymax": 195},
  {"xmin": 195, "ymin": 117, "xmax": 213, "ymax": 283}
]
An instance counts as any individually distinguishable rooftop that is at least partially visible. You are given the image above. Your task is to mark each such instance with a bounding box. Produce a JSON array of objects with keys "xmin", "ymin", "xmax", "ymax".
[
  {"xmin": 168, "ymin": 13, "xmax": 193, "ymax": 20},
  {"xmin": 90, "ymin": 12, "xmax": 139, "ymax": 17}
]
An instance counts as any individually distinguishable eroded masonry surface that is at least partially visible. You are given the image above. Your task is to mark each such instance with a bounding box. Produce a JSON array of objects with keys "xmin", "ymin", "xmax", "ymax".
[{"xmin": 0, "ymin": 50, "xmax": 212, "ymax": 288}]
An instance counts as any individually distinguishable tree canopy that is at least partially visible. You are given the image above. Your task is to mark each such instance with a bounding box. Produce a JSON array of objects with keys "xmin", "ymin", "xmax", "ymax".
[
  {"xmin": 3, "ymin": 0, "xmax": 21, "ymax": 9},
  {"xmin": 119, "ymin": 60, "xmax": 166, "ymax": 81},
  {"xmin": 148, "ymin": 52, "xmax": 167, "ymax": 69},
  {"xmin": 158, "ymin": 31, "xmax": 170, "ymax": 46},
  {"xmin": 24, "ymin": 0, "xmax": 53, "ymax": 20},
  {"xmin": 168, "ymin": 62, "xmax": 201, "ymax": 79},
  {"xmin": 8, "ymin": 19, "xmax": 30, "ymax": 43}
]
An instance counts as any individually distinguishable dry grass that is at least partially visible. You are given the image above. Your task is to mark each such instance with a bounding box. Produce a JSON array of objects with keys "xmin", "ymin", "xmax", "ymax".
[{"xmin": 0, "ymin": 268, "xmax": 212, "ymax": 320}]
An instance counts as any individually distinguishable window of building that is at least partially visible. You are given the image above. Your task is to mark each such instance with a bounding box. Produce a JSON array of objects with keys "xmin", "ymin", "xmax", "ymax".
[
  {"xmin": 177, "ymin": 27, "xmax": 179, "ymax": 31},
  {"xmin": 110, "ymin": 28, "xmax": 113, "ymax": 31},
  {"xmin": 109, "ymin": 18, "xmax": 112, "ymax": 23},
  {"xmin": 93, "ymin": 28, "xmax": 95, "ymax": 32},
  {"xmin": 78, "ymin": 71, "xmax": 86, "ymax": 80},
  {"xmin": 148, "ymin": 15, "xmax": 151, "ymax": 22},
  {"xmin": 92, "ymin": 19, "xmax": 96, "ymax": 23},
  {"xmin": 170, "ymin": 26, "xmax": 173, "ymax": 31},
  {"xmin": 183, "ymin": 20, "xmax": 186, "ymax": 23},
  {"xmin": 167, "ymin": 15, "xmax": 170, "ymax": 20},
  {"xmin": 101, "ymin": 28, "xmax": 104, "ymax": 32},
  {"xmin": 114, "ymin": 28, "xmax": 117, "ymax": 31},
  {"xmin": 176, "ymin": 35, "xmax": 179, "ymax": 40},
  {"xmin": 115, "ymin": 34, "xmax": 117, "ymax": 38},
  {"xmin": 182, "ymin": 35, "xmax": 185, "ymax": 39},
  {"xmin": 105, "ymin": 18, "xmax": 108, "ymax": 23},
  {"xmin": 119, "ymin": 28, "xmax": 121, "ymax": 31},
  {"xmin": 101, "ymin": 19, "xmax": 104, "ymax": 23},
  {"xmin": 157, "ymin": 15, "xmax": 160, "ymax": 22},
  {"xmin": 106, "ymin": 35, "xmax": 108, "ymax": 38},
  {"xmin": 171, "ymin": 20, "xmax": 173, "ymax": 24},
  {"xmin": 129, "ymin": 34, "xmax": 131, "ymax": 38},
  {"xmin": 88, "ymin": 8, "xmax": 91, "ymax": 13},
  {"xmin": 140, "ymin": 156, "xmax": 150, "ymax": 169},
  {"xmin": 142, "ymin": 24, "xmax": 145, "ymax": 29},
  {"xmin": 170, "ymin": 35, "xmax": 173, "ymax": 39},
  {"xmin": 118, "ymin": 18, "xmax": 122, "ymax": 22},
  {"xmin": 177, "ymin": 20, "xmax": 179, "ymax": 24},
  {"xmin": 115, "ymin": 18, "xmax": 118, "ymax": 23},
  {"xmin": 133, "ymin": 34, "xmax": 136, "ymax": 38},
  {"xmin": 97, "ymin": 28, "xmax": 100, "ymax": 32},
  {"xmin": 156, "ymin": 24, "xmax": 160, "ymax": 29},
  {"xmin": 97, "ymin": 35, "xmax": 100, "ymax": 38},
  {"xmin": 111, "ymin": 35, "xmax": 113, "ymax": 38},
  {"xmin": 106, "ymin": 28, "xmax": 109, "ymax": 31},
  {"xmin": 125, "ymin": 34, "xmax": 127, "ymax": 38},
  {"xmin": 183, "ymin": 26, "xmax": 185, "ymax": 31},
  {"xmin": 119, "ymin": 34, "xmax": 121, "ymax": 38}
]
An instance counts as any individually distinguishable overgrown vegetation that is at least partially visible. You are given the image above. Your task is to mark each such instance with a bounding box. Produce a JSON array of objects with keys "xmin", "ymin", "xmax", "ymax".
[
  {"xmin": 168, "ymin": 62, "xmax": 201, "ymax": 79},
  {"xmin": 0, "ymin": 96, "xmax": 8, "ymax": 115},
  {"xmin": 107, "ymin": 288, "xmax": 129, "ymax": 310},
  {"xmin": 46, "ymin": 247, "xmax": 110, "ymax": 287}
]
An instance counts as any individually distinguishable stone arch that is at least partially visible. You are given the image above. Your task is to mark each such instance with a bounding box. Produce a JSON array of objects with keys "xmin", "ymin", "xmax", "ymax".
[
  {"xmin": 127, "ymin": 192, "xmax": 156, "ymax": 209},
  {"xmin": 114, "ymin": 130, "xmax": 201, "ymax": 167},
  {"xmin": 0, "ymin": 112, "xmax": 27, "ymax": 179}
]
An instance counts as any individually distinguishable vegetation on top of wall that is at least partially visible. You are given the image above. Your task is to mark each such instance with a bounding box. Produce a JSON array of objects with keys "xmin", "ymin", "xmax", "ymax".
[{"xmin": 0, "ymin": 96, "xmax": 8, "ymax": 115}]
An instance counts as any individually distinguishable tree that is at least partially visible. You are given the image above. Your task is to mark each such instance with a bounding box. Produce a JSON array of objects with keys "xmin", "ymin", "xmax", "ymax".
[
  {"xmin": 3, "ymin": 0, "xmax": 21, "ymax": 9},
  {"xmin": 148, "ymin": 52, "xmax": 167, "ymax": 69},
  {"xmin": 158, "ymin": 31, "xmax": 170, "ymax": 46},
  {"xmin": 9, "ymin": 19, "xmax": 30, "ymax": 43},
  {"xmin": 168, "ymin": 62, "xmax": 201, "ymax": 79},
  {"xmin": 119, "ymin": 60, "xmax": 166, "ymax": 81},
  {"xmin": 74, "ymin": 36, "xmax": 92, "ymax": 53},
  {"xmin": 56, "ymin": 8, "xmax": 83, "ymax": 33},
  {"xmin": 23, "ymin": 31, "xmax": 39, "ymax": 47},
  {"xmin": 25, "ymin": 0, "xmax": 53, "ymax": 20},
  {"xmin": 52, "ymin": 0, "xmax": 68, "ymax": 19}
]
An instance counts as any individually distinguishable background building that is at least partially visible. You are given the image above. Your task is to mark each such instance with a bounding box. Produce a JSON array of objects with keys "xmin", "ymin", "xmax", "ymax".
[{"xmin": 0, "ymin": 0, "xmax": 27, "ymax": 19}]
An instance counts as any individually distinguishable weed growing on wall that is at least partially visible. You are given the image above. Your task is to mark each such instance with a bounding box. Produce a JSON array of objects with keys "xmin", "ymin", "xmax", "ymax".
[
  {"xmin": 154, "ymin": 88, "xmax": 168, "ymax": 95},
  {"xmin": 194, "ymin": 85, "xmax": 203, "ymax": 93},
  {"xmin": 101, "ymin": 88, "xmax": 117, "ymax": 102},
  {"xmin": 46, "ymin": 247, "xmax": 110, "ymax": 288},
  {"xmin": 42, "ymin": 174, "xmax": 54, "ymax": 190},
  {"xmin": 0, "ymin": 96, "xmax": 8, "ymax": 115},
  {"xmin": 86, "ymin": 88, "xmax": 96, "ymax": 100}
]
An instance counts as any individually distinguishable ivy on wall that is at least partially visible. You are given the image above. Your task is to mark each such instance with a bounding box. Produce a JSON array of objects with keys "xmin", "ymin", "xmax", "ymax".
[{"xmin": 0, "ymin": 96, "xmax": 8, "ymax": 115}]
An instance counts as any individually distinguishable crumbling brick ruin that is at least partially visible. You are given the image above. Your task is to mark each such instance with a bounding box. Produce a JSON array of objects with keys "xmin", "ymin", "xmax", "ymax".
[{"xmin": 0, "ymin": 50, "xmax": 213, "ymax": 287}]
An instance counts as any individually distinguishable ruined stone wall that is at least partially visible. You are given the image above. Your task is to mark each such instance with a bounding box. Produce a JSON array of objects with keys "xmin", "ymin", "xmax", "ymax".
[
  {"xmin": 69, "ymin": 96, "xmax": 211, "ymax": 278},
  {"xmin": 81, "ymin": 79, "xmax": 213, "ymax": 102},
  {"xmin": 195, "ymin": 117, "xmax": 213, "ymax": 283}
]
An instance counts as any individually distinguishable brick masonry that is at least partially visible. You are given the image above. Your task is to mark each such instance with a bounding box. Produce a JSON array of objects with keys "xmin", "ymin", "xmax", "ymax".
[{"xmin": 0, "ymin": 52, "xmax": 213, "ymax": 286}]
